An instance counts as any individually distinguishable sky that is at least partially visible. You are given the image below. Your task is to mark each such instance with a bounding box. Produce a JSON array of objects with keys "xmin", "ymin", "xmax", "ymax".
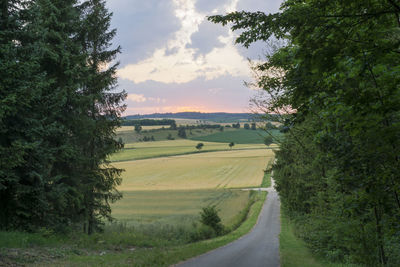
[{"xmin": 106, "ymin": 0, "xmax": 282, "ymax": 115}]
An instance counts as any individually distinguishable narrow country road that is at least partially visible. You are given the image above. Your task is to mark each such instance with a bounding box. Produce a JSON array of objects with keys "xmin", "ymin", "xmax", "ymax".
[{"xmin": 175, "ymin": 180, "xmax": 281, "ymax": 267}]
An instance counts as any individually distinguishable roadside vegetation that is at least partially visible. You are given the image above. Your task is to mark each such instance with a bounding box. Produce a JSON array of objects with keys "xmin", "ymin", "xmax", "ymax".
[
  {"xmin": 211, "ymin": 0, "xmax": 400, "ymax": 265},
  {"xmin": 280, "ymin": 209, "xmax": 359, "ymax": 267},
  {"xmin": 0, "ymin": 192, "xmax": 267, "ymax": 266}
]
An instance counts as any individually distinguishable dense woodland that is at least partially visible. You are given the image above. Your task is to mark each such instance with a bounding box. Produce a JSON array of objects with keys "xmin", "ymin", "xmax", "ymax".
[
  {"xmin": 211, "ymin": 0, "xmax": 400, "ymax": 266},
  {"xmin": 0, "ymin": 0, "xmax": 125, "ymax": 234}
]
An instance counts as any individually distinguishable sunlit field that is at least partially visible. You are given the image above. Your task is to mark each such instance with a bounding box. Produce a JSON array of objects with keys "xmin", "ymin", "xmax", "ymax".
[
  {"xmin": 113, "ymin": 149, "xmax": 273, "ymax": 190},
  {"xmin": 110, "ymin": 139, "xmax": 267, "ymax": 162}
]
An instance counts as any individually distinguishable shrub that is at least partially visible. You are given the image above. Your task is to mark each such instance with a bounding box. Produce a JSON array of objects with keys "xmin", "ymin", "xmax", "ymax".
[{"xmin": 200, "ymin": 206, "xmax": 223, "ymax": 235}]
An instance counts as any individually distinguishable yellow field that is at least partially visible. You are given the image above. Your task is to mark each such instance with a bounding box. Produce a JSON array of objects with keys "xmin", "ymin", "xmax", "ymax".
[
  {"xmin": 114, "ymin": 149, "xmax": 273, "ymax": 190},
  {"xmin": 116, "ymin": 126, "xmax": 135, "ymax": 132},
  {"xmin": 111, "ymin": 139, "xmax": 266, "ymax": 162}
]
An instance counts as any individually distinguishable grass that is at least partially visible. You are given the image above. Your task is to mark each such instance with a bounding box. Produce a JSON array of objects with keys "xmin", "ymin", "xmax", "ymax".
[
  {"xmin": 32, "ymin": 191, "xmax": 267, "ymax": 267},
  {"xmin": 111, "ymin": 189, "xmax": 250, "ymax": 226},
  {"xmin": 280, "ymin": 209, "xmax": 357, "ymax": 267},
  {"xmin": 260, "ymin": 172, "xmax": 271, "ymax": 188},
  {"xmin": 110, "ymin": 139, "xmax": 266, "ymax": 162},
  {"xmin": 190, "ymin": 129, "xmax": 282, "ymax": 144},
  {"xmin": 113, "ymin": 149, "xmax": 274, "ymax": 190}
]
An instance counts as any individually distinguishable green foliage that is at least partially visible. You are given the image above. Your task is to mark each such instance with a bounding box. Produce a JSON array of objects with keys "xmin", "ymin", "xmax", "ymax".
[
  {"xmin": 195, "ymin": 142, "xmax": 204, "ymax": 150},
  {"xmin": 122, "ymin": 119, "xmax": 176, "ymax": 127},
  {"xmin": 210, "ymin": 0, "xmax": 400, "ymax": 265},
  {"xmin": 229, "ymin": 142, "xmax": 234, "ymax": 149},
  {"xmin": 134, "ymin": 125, "xmax": 142, "ymax": 133},
  {"xmin": 264, "ymin": 136, "xmax": 273, "ymax": 146},
  {"xmin": 200, "ymin": 206, "xmax": 223, "ymax": 235},
  {"xmin": 232, "ymin": 122, "xmax": 241, "ymax": 128},
  {"xmin": 265, "ymin": 122, "xmax": 276, "ymax": 130},
  {"xmin": 0, "ymin": 0, "xmax": 124, "ymax": 233},
  {"xmin": 178, "ymin": 127, "xmax": 187, "ymax": 139}
]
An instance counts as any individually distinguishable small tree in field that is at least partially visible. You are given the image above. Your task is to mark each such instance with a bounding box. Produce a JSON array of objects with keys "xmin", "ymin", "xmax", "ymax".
[
  {"xmin": 264, "ymin": 136, "xmax": 273, "ymax": 146},
  {"xmin": 200, "ymin": 206, "xmax": 223, "ymax": 235},
  {"xmin": 196, "ymin": 143, "xmax": 204, "ymax": 150},
  {"xmin": 134, "ymin": 124, "xmax": 142, "ymax": 133},
  {"xmin": 229, "ymin": 142, "xmax": 235, "ymax": 149}
]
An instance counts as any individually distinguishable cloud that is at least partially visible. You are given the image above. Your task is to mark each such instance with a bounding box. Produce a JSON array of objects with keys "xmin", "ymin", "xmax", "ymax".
[
  {"xmin": 127, "ymin": 93, "xmax": 146, "ymax": 102},
  {"xmin": 186, "ymin": 20, "xmax": 229, "ymax": 57},
  {"xmin": 106, "ymin": 0, "xmax": 181, "ymax": 67},
  {"xmin": 118, "ymin": 73, "xmax": 255, "ymax": 115},
  {"xmin": 236, "ymin": 0, "xmax": 282, "ymax": 13},
  {"xmin": 195, "ymin": 0, "xmax": 231, "ymax": 13},
  {"xmin": 117, "ymin": 0, "xmax": 253, "ymax": 84}
]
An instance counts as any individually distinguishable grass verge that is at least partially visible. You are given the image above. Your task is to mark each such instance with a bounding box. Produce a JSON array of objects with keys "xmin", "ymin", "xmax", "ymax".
[
  {"xmin": 260, "ymin": 172, "xmax": 271, "ymax": 188},
  {"xmin": 280, "ymin": 209, "xmax": 357, "ymax": 267}
]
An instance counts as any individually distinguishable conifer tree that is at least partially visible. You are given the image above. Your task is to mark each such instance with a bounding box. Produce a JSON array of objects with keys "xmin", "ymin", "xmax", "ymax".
[{"xmin": 78, "ymin": 0, "xmax": 126, "ymax": 234}]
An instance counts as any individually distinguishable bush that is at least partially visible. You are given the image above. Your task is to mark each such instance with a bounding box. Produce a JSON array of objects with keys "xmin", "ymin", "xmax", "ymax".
[{"xmin": 200, "ymin": 206, "xmax": 223, "ymax": 235}]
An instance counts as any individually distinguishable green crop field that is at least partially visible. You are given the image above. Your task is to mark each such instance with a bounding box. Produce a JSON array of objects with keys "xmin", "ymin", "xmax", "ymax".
[
  {"xmin": 113, "ymin": 149, "xmax": 274, "ymax": 190},
  {"xmin": 111, "ymin": 190, "xmax": 250, "ymax": 226},
  {"xmin": 190, "ymin": 129, "xmax": 282, "ymax": 144},
  {"xmin": 110, "ymin": 139, "xmax": 266, "ymax": 162}
]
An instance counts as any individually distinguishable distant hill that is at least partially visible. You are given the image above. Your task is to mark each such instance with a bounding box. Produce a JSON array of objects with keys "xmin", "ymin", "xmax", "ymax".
[{"xmin": 124, "ymin": 112, "xmax": 257, "ymax": 122}]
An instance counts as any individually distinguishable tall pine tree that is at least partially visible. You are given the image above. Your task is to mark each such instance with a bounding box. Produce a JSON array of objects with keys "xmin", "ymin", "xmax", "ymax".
[{"xmin": 77, "ymin": 0, "xmax": 126, "ymax": 234}]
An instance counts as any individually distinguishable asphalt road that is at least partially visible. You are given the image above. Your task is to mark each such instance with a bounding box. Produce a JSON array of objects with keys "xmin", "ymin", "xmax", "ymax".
[{"xmin": 176, "ymin": 181, "xmax": 281, "ymax": 267}]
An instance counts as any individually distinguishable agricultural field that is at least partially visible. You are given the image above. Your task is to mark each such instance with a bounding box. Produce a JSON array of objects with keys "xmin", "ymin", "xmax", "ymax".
[
  {"xmin": 111, "ymin": 189, "xmax": 250, "ymax": 226},
  {"xmin": 115, "ymin": 127, "xmax": 230, "ymax": 144},
  {"xmin": 108, "ymin": 139, "xmax": 275, "ymax": 235},
  {"xmin": 110, "ymin": 139, "xmax": 267, "ymax": 162},
  {"xmin": 113, "ymin": 149, "xmax": 274, "ymax": 190},
  {"xmin": 190, "ymin": 129, "xmax": 282, "ymax": 144}
]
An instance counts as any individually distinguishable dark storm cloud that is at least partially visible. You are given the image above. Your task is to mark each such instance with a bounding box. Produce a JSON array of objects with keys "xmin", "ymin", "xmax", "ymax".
[
  {"xmin": 107, "ymin": 0, "xmax": 181, "ymax": 67},
  {"xmin": 186, "ymin": 20, "xmax": 229, "ymax": 57}
]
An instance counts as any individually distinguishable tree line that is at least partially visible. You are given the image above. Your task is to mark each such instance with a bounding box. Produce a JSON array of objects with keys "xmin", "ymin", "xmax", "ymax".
[
  {"xmin": 0, "ymin": 0, "xmax": 125, "ymax": 234},
  {"xmin": 211, "ymin": 0, "xmax": 400, "ymax": 265},
  {"xmin": 122, "ymin": 119, "xmax": 176, "ymax": 127}
]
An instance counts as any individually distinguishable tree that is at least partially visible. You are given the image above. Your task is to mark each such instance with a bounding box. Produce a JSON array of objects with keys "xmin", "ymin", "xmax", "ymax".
[
  {"xmin": 200, "ymin": 206, "xmax": 223, "ymax": 235},
  {"xmin": 231, "ymin": 122, "xmax": 240, "ymax": 128},
  {"xmin": 0, "ymin": 0, "xmax": 125, "ymax": 233},
  {"xmin": 0, "ymin": 0, "xmax": 51, "ymax": 230},
  {"xmin": 178, "ymin": 127, "xmax": 187, "ymax": 138},
  {"xmin": 210, "ymin": 0, "xmax": 400, "ymax": 264},
  {"xmin": 77, "ymin": 0, "xmax": 125, "ymax": 234},
  {"xmin": 196, "ymin": 143, "xmax": 204, "ymax": 150},
  {"xmin": 265, "ymin": 122, "xmax": 275, "ymax": 130},
  {"xmin": 170, "ymin": 120, "xmax": 177, "ymax": 130},
  {"xmin": 229, "ymin": 142, "xmax": 235, "ymax": 149},
  {"xmin": 134, "ymin": 124, "xmax": 142, "ymax": 133}
]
